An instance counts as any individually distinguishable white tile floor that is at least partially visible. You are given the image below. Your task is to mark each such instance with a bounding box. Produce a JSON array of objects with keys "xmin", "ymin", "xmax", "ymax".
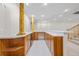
[{"xmin": 27, "ymin": 40, "xmax": 51, "ymax": 56}]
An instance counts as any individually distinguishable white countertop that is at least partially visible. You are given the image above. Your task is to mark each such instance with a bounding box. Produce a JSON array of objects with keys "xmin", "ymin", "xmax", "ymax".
[
  {"xmin": 0, "ymin": 35, "xmax": 26, "ymax": 39},
  {"xmin": 0, "ymin": 32, "xmax": 32, "ymax": 39},
  {"xmin": 34, "ymin": 31, "xmax": 66, "ymax": 36},
  {"xmin": 46, "ymin": 32, "xmax": 63, "ymax": 36},
  {"xmin": 0, "ymin": 31, "xmax": 67, "ymax": 39}
]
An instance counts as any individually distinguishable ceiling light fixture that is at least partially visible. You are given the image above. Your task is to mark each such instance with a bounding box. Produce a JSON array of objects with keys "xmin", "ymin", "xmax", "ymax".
[
  {"xmin": 41, "ymin": 14, "xmax": 45, "ymax": 17},
  {"xmin": 44, "ymin": 3, "xmax": 47, "ymax": 6},
  {"xmin": 64, "ymin": 9, "xmax": 69, "ymax": 12}
]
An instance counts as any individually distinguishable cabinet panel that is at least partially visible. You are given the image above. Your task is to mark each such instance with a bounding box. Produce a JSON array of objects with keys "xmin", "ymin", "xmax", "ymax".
[
  {"xmin": 34, "ymin": 32, "xmax": 38, "ymax": 40},
  {"xmin": 31, "ymin": 32, "xmax": 38, "ymax": 40},
  {"xmin": 0, "ymin": 37, "xmax": 25, "ymax": 56},
  {"xmin": 53, "ymin": 36, "xmax": 63, "ymax": 56}
]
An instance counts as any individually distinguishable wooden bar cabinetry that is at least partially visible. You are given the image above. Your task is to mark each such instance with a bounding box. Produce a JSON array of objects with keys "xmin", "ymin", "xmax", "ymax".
[{"xmin": 0, "ymin": 37, "xmax": 25, "ymax": 56}]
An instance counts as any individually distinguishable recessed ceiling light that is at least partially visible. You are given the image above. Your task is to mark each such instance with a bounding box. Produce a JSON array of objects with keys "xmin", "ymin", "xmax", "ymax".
[
  {"xmin": 44, "ymin": 3, "xmax": 47, "ymax": 6},
  {"xmin": 41, "ymin": 14, "xmax": 45, "ymax": 17},
  {"xmin": 64, "ymin": 9, "xmax": 69, "ymax": 12}
]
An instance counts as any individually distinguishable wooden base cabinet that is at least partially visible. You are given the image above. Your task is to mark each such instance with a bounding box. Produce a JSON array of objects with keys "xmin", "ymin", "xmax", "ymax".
[
  {"xmin": 0, "ymin": 37, "xmax": 25, "ymax": 56},
  {"xmin": 53, "ymin": 36, "xmax": 63, "ymax": 56},
  {"xmin": 31, "ymin": 32, "xmax": 38, "ymax": 40},
  {"xmin": 44, "ymin": 33, "xmax": 63, "ymax": 56}
]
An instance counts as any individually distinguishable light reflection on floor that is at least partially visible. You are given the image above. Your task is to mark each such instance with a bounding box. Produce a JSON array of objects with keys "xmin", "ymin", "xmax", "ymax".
[{"xmin": 27, "ymin": 40, "xmax": 51, "ymax": 56}]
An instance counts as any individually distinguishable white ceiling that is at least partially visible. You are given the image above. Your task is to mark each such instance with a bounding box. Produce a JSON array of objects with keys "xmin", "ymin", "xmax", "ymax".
[
  {"xmin": 24, "ymin": 3, "xmax": 79, "ymax": 31},
  {"xmin": 24, "ymin": 3, "xmax": 79, "ymax": 23}
]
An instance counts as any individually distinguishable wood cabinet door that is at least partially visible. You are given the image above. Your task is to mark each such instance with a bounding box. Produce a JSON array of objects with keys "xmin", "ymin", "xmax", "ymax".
[
  {"xmin": 31, "ymin": 32, "xmax": 35, "ymax": 40},
  {"xmin": 0, "ymin": 37, "xmax": 25, "ymax": 56},
  {"xmin": 53, "ymin": 36, "xmax": 63, "ymax": 56},
  {"xmin": 34, "ymin": 32, "xmax": 38, "ymax": 40}
]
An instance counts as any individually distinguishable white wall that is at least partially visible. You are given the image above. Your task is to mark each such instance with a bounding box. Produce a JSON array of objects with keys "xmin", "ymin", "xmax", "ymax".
[
  {"xmin": 24, "ymin": 15, "xmax": 31, "ymax": 33},
  {"xmin": 0, "ymin": 3, "xmax": 31, "ymax": 37},
  {"xmin": 0, "ymin": 4, "xmax": 19, "ymax": 36},
  {"xmin": 0, "ymin": 4, "xmax": 5, "ymax": 36},
  {"xmin": 35, "ymin": 22, "xmax": 78, "ymax": 32}
]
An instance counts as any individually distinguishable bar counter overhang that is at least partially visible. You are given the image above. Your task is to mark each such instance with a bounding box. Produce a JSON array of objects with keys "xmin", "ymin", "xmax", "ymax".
[{"xmin": 0, "ymin": 33, "xmax": 31, "ymax": 56}]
